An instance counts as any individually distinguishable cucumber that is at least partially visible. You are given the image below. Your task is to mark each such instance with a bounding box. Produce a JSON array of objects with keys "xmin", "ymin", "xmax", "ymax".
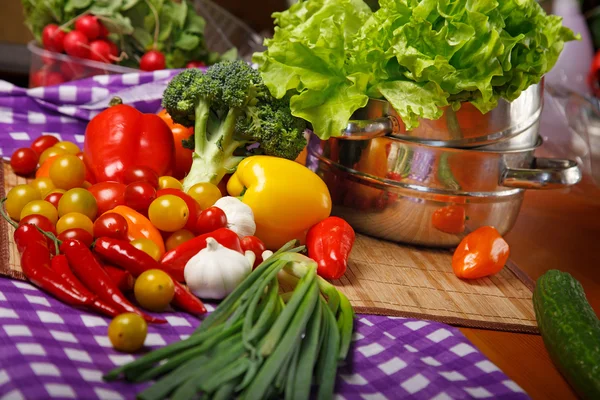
[{"xmin": 533, "ymin": 270, "xmax": 600, "ymax": 400}]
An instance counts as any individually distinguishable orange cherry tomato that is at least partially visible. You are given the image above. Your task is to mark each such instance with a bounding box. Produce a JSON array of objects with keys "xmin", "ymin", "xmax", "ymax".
[
  {"xmin": 431, "ymin": 205, "xmax": 466, "ymax": 234},
  {"xmin": 105, "ymin": 205, "xmax": 165, "ymax": 255},
  {"xmin": 452, "ymin": 226, "xmax": 510, "ymax": 280},
  {"xmin": 157, "ymin": 109, "xmax": 193, "ymax": 180}
]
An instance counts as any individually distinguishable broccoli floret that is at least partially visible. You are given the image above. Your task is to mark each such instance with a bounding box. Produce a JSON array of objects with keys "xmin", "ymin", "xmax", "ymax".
[{"xmin": 162, "ymin": 61, "xmax": 307, "ymax": 190}]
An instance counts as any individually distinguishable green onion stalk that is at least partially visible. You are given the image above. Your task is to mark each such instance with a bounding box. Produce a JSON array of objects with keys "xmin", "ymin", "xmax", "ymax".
[{"xmin": 104, "ymin": 241, "xmax": 355, "ymax": 400}]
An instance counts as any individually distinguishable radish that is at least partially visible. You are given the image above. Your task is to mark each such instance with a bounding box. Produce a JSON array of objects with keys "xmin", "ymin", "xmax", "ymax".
[
  {"xmin": 31, "ymin": 68, "xmax": 65, "ymax": 87},
  {"xmin": 75, "ymin": 15, "xmax": 101, "ymax": 40},
  {"xmin": 88, "ymin": 40, "xmax": 114, "ymax": 63},
  {"xmin": 99, "ymin": 23, "xmax": 110, "ymax": 38},
  {"xmin": 42, "ymin": 24, "xmax": 67, "ymax": 53},
  {"xmin": 140, "ymin": 50, "xmax": 166, "ymax": 71},
  {"xmin": 60, "ymin": 61, "xmax": 86, "ymax": 80},
  {"xmin": 63, "ymin": 31, "xmax": 90, "ymax": 59},
  {"xmin": 186, "ymin": 60, "xmax": 206, "ymax": 68},
  {"xmin": 108, "ymin": 41, "xmax": 119, "ymax": 58}
]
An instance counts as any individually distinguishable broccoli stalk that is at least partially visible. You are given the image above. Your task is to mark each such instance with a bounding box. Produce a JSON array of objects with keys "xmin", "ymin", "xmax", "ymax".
[{"xmin": 162, "ymin": 61, "xmax": 307, "ymax": 191}]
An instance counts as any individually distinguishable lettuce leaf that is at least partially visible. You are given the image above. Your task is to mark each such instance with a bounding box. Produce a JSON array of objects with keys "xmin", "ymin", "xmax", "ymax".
[{"xmin": 254, "ymin": 0, "xmax": 579, "ymax": 139}]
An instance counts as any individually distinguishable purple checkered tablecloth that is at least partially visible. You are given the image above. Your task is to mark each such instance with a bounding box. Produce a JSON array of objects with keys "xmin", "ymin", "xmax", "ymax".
[{"xmin": 0, "ymin": 73, "xmax": 530, "ymax": 399}]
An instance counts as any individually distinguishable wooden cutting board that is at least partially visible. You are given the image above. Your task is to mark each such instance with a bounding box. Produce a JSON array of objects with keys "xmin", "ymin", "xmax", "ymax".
[{"xmin": 0, "ymin": 162, "xmax": 538, "ymax": 333}]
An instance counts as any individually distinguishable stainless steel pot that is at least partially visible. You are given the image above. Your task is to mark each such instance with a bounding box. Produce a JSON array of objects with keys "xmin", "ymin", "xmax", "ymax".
[
  {"xmin": 340, "ymin": 82, "xmax": 542, "ymax": 149},
  {"xmin": 306, "ymin": 133, "xmax": 581, "ymax": 247}
]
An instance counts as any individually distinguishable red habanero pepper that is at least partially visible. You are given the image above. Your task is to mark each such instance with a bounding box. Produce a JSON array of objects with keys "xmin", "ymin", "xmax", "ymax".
[
  {"xmin": 103, "ymin": 265, "xmax": 134, "ymax": 292},
  {"xmin": 19, "ymin": 236, "xmax": 93, "ymax": 306},
  {"xmin": 306, "ymin": 217, "xmax": 355, "ymax": 280},
  {"xmin": 60, "ymin": 239, "xmax": 166, "ymax": 324},
  {"xmin": 160, "ymin": 228, "xmax": 242, "ymax": 282},
  {"xmin": 94, "ymin": 237, "xmax": 206, "ymax": 315},
  {"xmin": 51, "ymin": 255, "xmax": 120, "ymax": 318}
]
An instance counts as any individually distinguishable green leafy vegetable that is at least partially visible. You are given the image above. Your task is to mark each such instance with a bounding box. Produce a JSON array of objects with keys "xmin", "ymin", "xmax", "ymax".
[{"xmin": 254, "ymin": 0, "xmax": 579, "ymax": 139}]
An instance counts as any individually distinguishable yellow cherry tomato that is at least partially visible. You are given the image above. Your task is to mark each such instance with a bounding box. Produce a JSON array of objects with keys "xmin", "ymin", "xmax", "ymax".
[
  {"xmin": 49, "ymin": 154, "xmax": 86, "ymax": 190},
  {"xmin": 158, "ymin": 176, "xmax": 183, "ymax": 190},
  {"xmin": 165, "ymin": 229, "xmax": 195, "ymax": 251},
  {"xmin": 20, "ymin": 200, "xmax": 58, "ymax": 225},
  {"xmin": 53, "ymin": 141, "xmax": 80, "ymax": 155},
  {"xmin": 5, "ymin": 184, "xmax": 42, "ymax": 221},
  {"xmin": 107, "ymin": 313, "xmax": 147, "ymax": 353},
  {"xmin": 30, "ymin": 177, "xmax": 56, "ymax": 198},
  {"xmin": 133, "ymin": 269, "xmax": 175, "ymax": 312},
  {"xmin": 187, "ymin": 182, "xmax": 222, "ymax": 210},
  {"xmin": 56, "ymin": 212, "xmax": 94, "ymax": 235},
  {"xmin": 148, "ymin": 195, "xmax": 189, "ymax": 232},
  {"xmin": 39, "ymin": 146, "xmax": 67, "ymax": 165},
  {"xmin": 130, "ymin": 238, "xmax": 162, "ymax": 261},
  {"xmin": 57, "ymin": 188, "xmax": 98, "ymax": 219}
]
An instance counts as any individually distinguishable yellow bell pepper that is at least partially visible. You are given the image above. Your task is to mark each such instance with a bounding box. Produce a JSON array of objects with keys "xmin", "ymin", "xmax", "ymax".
[{"xmin": 227, "ymin": 156, "xmax": 332, "ymax": 250}]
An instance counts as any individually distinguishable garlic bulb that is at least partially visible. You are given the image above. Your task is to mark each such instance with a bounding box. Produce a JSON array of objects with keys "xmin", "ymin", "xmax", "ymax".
[
  {"xmin": 213, "ymin": 196, "xmax": 256, "ymax": 239},
  {"xmin": 184, "ymin": 237, "xmax": 255, "ymax": 300}
]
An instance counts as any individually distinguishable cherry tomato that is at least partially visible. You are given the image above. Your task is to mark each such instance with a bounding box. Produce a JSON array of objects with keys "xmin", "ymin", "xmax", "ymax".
[
  {"xmin": 108, "ymin": 313, "xmax": 147, "ymax": 353},
  {"xmin": 432, "ymin": 205, "xmax": 466, "ymax": 234},
  {"xmin": 195, "ymin": 206, "xmax": 227, "ymax": 235},
  {"xmin": 57, "ymin": 188, "xmax": 98, "ymax": 220},
  {"xmin": 155, "ymin": 189, "xmax": 200, "ymax": 232},
  {"xmin": 165, "ymin": 229, "xmax": 195, "ymax": 251},
  {"xmin": 123, "ymin": 166, "xmax": 159, "ymax": 188},
  {"xmin": 44, "ymin": 190, "xmax": 64, "ymax": 209},
  {"xmin": 18, "ymin": 214, "xmax": 56, "ymax": 235},
  {"xmin": 241, "ymin": 236, "xmax": 267, "ymax": 269},
  {"xmin": 124, "ymin": 182, "xmax": 156, "ymax": 212},
  {"xmin": 57, "ymin": 228, "xmax": 94, "ymax": 247},
  {"xmin": 30, "ymin": 177, "xmax": 56, "ymax": 198},
  {"xmin": 5, "ymin": 185, "xmax": 41, "ymax": 221},
  {"xmin": 49, "ymin": 154, "xmax": 86, "ymax": 190},
  {"xmin": 10, "ymin": 148, "xmax": 39, "ymax": 176},
  {"xmin": 56, "ymin": 212, "xmax": 94, "ymax": 235},
  {"xmin": 39, "ymin": 146, "xmax": 67, "ymax": 165},
  {"xmin": 31, "ymin": 135, "xmax": 60, "ymax": 156},
  {"xmin": 35, "ymin": 155, "xmax": 59, "ymax": 179},
  {"xmin": 87, "ymin": 182, "xmax": 126, "ymax": 215},
  {"xmin": 148, "ymin": 195, "xmax": 189, "ymax": 232},
  {"xmin": 93, "ymin": 213, "xmax": 128, "ymax": 240},
  {"xmin": 130, "ymin": 238, "xmax": 162, "ymax": 262},
  {"xmin": 452, "ymin": 226, "xmax": 510, "ymax": 279},
  {"xmin": 157, "ymin": 110, "xmax": 193, "ymax": 180},
  {"xmin": 20, "ymin": 200, "xmax": 58, "ymax": 225},
  {"xmin": 187, "ymin": 182, "xmax": 222, "ymax": 210},
  {"xmin": 53, "ymin": 141, "xmax": 80, "ymax": 155},
  {"xmin": 133, "ymin": 269, "xmax": 174, "ymax": 312},
  {"xmin": 158, "ymin": 176, "xmax": 183, "ymax": 190}
]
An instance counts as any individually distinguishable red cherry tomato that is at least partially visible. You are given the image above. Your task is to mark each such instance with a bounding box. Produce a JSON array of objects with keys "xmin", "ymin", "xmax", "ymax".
[
  {"xmin": 44, "ymin": 191, "xmax": 64, "ymax": 209},
  {"xmin": 240, "ymin": 236, "xmax": 266, "ymax": 269},
  {"xmin": 139, "ymin": 50, "xmax": 166, "ymax": 71},
  {"xmin": 124, "ymin": 182, "xmax": 156, "ymax": 212},
  {"xmin": 57, "ymin": 228, "xmax": 94, "ymax": 247},
  {"xmin": 87, "ymin": 182, "xmax": 126, "ymax": 215},
  {"xmin": 75, "ymin": 15, "xmax": 101, "ymax": 40},
  {"xmin": 42, "ymin": 24, "xmax": 67, "ymax": 53},
  {"xmin": 18, "ymin": 214, "xmax": 56, "ymax": 235},
  {"xmin": 195, "ymin": 206, "xmax": 227, "ymax": 235},
  {"xmin": 93, "ymin": 212, "xmax": 129, "ymax": 240},
  {"xmin": 31, "ymin": 135, "xmax": 59, "ymax": 156},
  {"xmin": 122, "ymin": 166, "xmax": 159, "ymax": 188},
  {"xmin": 10, "ymin": 148, "xmax": 39, "ymax": 176},
  {"xmin": 156, "ymin": 188, "xmax": 200, "ymax": 232}
]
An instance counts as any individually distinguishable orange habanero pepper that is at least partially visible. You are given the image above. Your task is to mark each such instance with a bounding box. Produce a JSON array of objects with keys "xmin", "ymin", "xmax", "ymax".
[
  {"xmin": 432, "ymin": 205, "xmax": 466, "ymax": 234},
  {"xmin": 103, "ymin": 205, "xmax": 165, "ymax": 256},
  {"xmin": 452, "ymin": 226, "xmax": 509, "ymax": 279}
]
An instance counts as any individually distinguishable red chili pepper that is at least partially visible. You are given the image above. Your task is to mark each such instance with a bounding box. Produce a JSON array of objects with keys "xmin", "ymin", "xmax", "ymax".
[
  {"xmin": 83, "ymin": 102, "xmax": 175, "ymax": 183},
  {"xmin": 50, "ymin": 255, "xmax": 120, "ymax": 318},
  {"xmin": 103, "ymin": 265, "xmax": 134, "ymax": 292},
  {"xmin": 159, "ymin": 228, "xmax": 242, "ymax": 282},
  {"xmin": 19, "ymin": 235, "xmax": 93, "ymax": 306},
  {"xmin": 94, "ymin": 237, "xmax": 206, "ymax": 315},
  {"xmin": 61, "ymin": 239, "xmax": 166, "ymax": 324},
  {"xmin": 306, "ymin": 217, "xmax": 355, "ymax": 280},
  {"xmin": 14, "ymin": 224, "xmax": 47, "ymax": 254}
]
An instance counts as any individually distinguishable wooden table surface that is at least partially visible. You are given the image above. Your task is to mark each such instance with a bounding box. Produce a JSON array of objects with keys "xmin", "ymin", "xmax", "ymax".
[{"xmin": 459, "ymin": 176, "xmax": 600, "ymax": 399}]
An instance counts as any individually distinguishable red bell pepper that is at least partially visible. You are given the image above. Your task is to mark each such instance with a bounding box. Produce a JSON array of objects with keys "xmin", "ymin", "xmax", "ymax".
[
  {"xmin": 306, "ymin": 217, "xmax": 355, "ymax": 280},
  {"xmin": 83, "ymin": 101, "xmax": 175, "ymax": 183},
  {"xmin": 160, "ymin": 228, "xmax": 243, "ymax": 282}
]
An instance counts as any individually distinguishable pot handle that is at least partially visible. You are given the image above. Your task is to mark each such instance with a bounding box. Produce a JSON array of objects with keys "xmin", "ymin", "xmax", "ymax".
[
  {"xmin": 340, "ymin": 116, "xmax": 401, "ymax": 140},
  {"xmin": 501, "ymin": 158, "xmax": 582, "ymax": 189}
]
